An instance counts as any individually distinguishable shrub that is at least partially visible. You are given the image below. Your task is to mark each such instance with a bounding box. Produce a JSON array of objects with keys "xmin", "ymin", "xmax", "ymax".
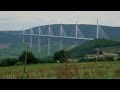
[
  {"xmin": 104, "ymin": 56, "xmax": 114, "ymax": 61},
  {"xmin": 37, "ymin": 58, "xmax": 55, "ymax": 63},
  {"xmin": 19, "ymin": 51, "xmax": 38, "ymax": 64},
  {"xmin": 14, "ymin": 62, "xmax": 24, "ymax": 65},
  {"xmin": 53, "ymin": 50, "xmax": 70, "ymax": 63},
  {"xmin": 0, "ymin": 58, "xmax": 18, "ymax": 66}
]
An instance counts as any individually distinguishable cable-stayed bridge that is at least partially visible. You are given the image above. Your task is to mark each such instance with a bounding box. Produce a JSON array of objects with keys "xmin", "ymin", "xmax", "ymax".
[{"xmin": 13, "ymin": 19, "xmax": 109, "ymax": 56}]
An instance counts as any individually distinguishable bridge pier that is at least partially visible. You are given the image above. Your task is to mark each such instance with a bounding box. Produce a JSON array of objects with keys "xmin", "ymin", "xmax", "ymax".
[
  {"xmin": 97, "ymin": 19, "xmax": 99, "ymax": 39},
  {"xmin": 38, "ymin": 26, "xmax": 42, "ymax": 53},
  {"xmin": 38, "ymin": 37, "xmax": 41, "ymax": 53},
  {"xmin": 75, "ymin": 39, "xmax": 78, "ymax": 46},
  {"xmin": 75, "ymin": 21, "xmax": 78, "ymax": 46},
  {"xmin": 30, "ymin": 28, "xmax": 33, "ymax": 49},
  {"xmin": 59, "ymin": 38, "xmax": 63, "ymax": 50},
  {"xmin": 47, "ymin": 37, "xmax": 50, "ymax": 56},
  {"xmin": 47, "ymin": 25, "xmax": 51, "ymax": 56},
  {"xmin": 30, "ymin": 35, "xmax": 32, "ymax": 48},
  {"xmin": 59, "ymin": 24, "xmax": 63, "ymax": 51},
  {"xmin": 22, "ymin": 27, "xmax": 25, "ymax": 43}
]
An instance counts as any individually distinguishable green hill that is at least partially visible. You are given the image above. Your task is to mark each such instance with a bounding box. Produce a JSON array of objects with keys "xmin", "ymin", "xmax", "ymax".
[
  {"xmin": 69, "ymin": 39, "xmax": 120, "ymax": 58},
  {"xmin": 0, "ymin": 42, "xmax": 73, "ymax": 59},
  {"xmin": 1, "ymin": 39, "xmax": 120, "ymax": 61}
]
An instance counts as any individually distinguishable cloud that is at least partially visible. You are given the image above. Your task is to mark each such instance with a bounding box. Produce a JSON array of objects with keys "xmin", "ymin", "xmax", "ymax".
[{"xmin": 0, "ymin": 11, "xmax": 120, "ymax": 30}]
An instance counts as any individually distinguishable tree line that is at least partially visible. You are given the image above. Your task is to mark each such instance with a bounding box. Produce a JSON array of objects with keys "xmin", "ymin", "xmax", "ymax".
[{"xmin": 0, "ymin": 49, "xmax": 70, "ymax": 67}]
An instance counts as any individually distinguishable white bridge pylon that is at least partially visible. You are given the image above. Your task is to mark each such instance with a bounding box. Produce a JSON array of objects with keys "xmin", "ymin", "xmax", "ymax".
[
  {"xmin": 96, "ymin": 19, "xmax": 109, "ymax": 39},
  {"xmin": 38, "ymin": 26, "xmax": 43, "ymax": 53},
  {"xmin": 59, "ymin": 24, "xmax": 67, "ymax": 50},
  {"xmin": 97, "ymin": 25, "xmax": 109, "ymax": 39},
  {"xmin": 48, "ymin": 25, "xmax": 54, "ymax": 56},
  {"xmin": 87, "ymin": 19, "xmax": 109, "ymax": 39},
  {"xmin": 30, "ymin": 27, "xmax": 34, "ymax": 48},
  {"xmin": 75, "ymin": 21, "xmax": 85, "ymax": 46},
  {"xmin": 22, "ymin": 26, "xmax": 25, "ymax": 43}
]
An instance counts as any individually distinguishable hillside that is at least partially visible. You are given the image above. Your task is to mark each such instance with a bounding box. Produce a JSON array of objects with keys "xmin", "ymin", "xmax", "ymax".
[
  {"xmin": 0, "ymin": 42, "xmax": 74, "ymax": 59},
  {"xmin": 101, "ymin": 46, "xmax": 120, "ymax": 54},
  {"xmin": 0, "ymin": 24, "xmax": 120, "ymax": 58},
  {"xmin": 69, "ymin": 39, "xmax": 120, "ymax": 58}
]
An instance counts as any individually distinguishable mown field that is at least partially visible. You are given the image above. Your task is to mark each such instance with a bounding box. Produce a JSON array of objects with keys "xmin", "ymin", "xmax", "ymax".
[{"xmin": 0, "ymin": 61, "xmax": 120, "ymax": 79}]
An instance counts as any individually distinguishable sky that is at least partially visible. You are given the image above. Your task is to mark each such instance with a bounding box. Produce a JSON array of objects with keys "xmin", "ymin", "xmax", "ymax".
[{"xmin": 0, "ymin": 11, "xmax": 120, "ymax": 31}]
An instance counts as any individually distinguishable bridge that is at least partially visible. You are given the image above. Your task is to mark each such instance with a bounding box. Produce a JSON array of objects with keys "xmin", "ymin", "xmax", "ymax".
[{"xmin": 14, "ymin": 19, "xmax": 109, "ymax": 56}]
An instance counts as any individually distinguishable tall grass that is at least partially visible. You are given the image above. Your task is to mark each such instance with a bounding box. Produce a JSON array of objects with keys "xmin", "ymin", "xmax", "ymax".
[{"xmin": 0, "ymin": 61, "xmax": 120, "ymax": 79}]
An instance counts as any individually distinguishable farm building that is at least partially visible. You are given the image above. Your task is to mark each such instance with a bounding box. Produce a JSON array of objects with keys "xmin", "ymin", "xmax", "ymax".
[{"xmin": 84, "ymin": 51, "xmax": 119, "ymax": 60}]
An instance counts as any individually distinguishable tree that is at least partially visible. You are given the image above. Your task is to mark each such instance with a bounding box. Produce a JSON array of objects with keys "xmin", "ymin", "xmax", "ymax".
[
  {"xmin": 53, "ymin": 50, "xmax": 70, "ymax": 63},
  {"xmin": 19, "ymin": 51, "xmax": 37, "ymax": 64}
]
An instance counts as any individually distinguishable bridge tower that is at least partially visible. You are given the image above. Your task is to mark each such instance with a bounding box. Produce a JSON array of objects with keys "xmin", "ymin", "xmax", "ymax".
[
  {"xmin": 47, "ymin": 25, "xmax": 51, "ymax": 56},
  {"xmin": 96, "ymin": 19, "xmax": 99, "ymax": 39},
  {"xmin": 59, "ymin": 24, "xmax": 63, "ymax": 50},
  {"xmin": 96, "ymin": 19, "xmax": 109, "ymax": 39},
  {"xmin": 30, "ymin": 28, "xmax": 32, "ymax": 48},
  {"xmin": 22, "ymin": 26, "xmax": 25, "ymax": 43},
  {"xmin": 75, "ymin": 21, "xmax": 78, "ymax": 46},
  {"xmin": 38, "ymin": 26, "xmax": 42, "ymax": 53}
]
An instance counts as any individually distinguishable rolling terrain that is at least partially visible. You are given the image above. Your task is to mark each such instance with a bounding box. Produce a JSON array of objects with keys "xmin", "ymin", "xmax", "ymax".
[
  {"xmin": 69, "ymin": 39, "xmax": 120, "ymax": 58},
  {"xmin": 0, "ymin": 24, "xmax": 120, "ymax": 58}
]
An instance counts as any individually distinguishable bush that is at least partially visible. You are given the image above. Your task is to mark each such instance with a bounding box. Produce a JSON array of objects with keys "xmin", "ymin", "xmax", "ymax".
[
  {"xmin": 53, "ymin": 50, "xmax": 70, "ymax": 63},
  {"xmin": 104, "ymin": 56, "xmax": 114, "ymax": 61},
  {"xmin": 19, "ymin": 51, "xmax": 38, "ymax": 64},
  {"xmin": 116, "ymin": 57, "xmax": 120, "ymax": 61},
  {"xmin": 37, "ymin": 57, "xmax": 55, "ymax": 63},
  {"xmin": 0, "ymin": 58, "xmax": 18, "ymax": 66},
  {"xmin": 14, "ymin": 62, "xmax": 24, "ymax": 65}
]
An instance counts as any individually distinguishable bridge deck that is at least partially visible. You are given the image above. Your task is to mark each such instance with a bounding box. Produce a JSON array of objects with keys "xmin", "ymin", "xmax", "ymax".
[{"xmin": 14, "ymin": 33, "xmax": 94, "ymax": 40}]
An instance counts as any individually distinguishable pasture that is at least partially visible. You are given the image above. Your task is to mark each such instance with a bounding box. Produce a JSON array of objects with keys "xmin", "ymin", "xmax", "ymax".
[{"xmin": 0, "ymin": 61, "xmax": 120, "ymax": 79}]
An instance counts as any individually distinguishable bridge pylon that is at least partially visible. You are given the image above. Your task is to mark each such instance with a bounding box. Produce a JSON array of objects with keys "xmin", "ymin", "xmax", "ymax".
[
  {"xmin": 38, "ymin": 26, "xmax": 42, "ymax": 53},
  {"xmin": 96, "ymin": 19, "xmax": 99, "ymax": 39},
  {"xmin": 22, "ymin": 26, "xmax": 25, "ymax": 43},
  {"xmin": 59, "ymin": 24, "xmax": 63, "ymax": 50},
  {"xmin": 47, "ymin": 25, "xmax": 52, "ymax": 56}
]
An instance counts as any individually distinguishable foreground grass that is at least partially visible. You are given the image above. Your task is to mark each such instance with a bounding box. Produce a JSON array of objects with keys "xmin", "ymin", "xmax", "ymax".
[{"xmin": 0, "ymin": 61, "xmax": 120, "ymax": 79}]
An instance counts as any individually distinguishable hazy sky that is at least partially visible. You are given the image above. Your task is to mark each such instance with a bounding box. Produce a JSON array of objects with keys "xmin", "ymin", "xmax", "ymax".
[{"xmin": 0, "ymin": 11, "xmax": 120, "ymax": 31}]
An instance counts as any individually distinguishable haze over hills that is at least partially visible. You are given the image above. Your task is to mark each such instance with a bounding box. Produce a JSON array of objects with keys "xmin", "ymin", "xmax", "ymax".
[{"xmin": 0, "ymin": 24, "xmax": 120, "ymax": 58}]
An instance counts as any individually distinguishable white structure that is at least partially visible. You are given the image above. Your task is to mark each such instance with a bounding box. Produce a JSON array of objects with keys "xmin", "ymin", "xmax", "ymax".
[
  {"xmin": 38, "ymin": 26, "xmax": 42, "ymax": 53},
  {"xmin": 20, "ymin": 20, "xmax": 109, "ymax": 56},
  {"xmin": 97, "ymin": 19, "xmax": 99, "ymax": 39},
  {"xmin": 22, "ymin": 26, "xmax": 25, "ymax": 43},
  {"xmin": 59, "ymin": 24, "xmax": 63, "ymax": 50},
  {"xmin": 75, "ymin": 21, "xmax": 78, "ymax": 46}
]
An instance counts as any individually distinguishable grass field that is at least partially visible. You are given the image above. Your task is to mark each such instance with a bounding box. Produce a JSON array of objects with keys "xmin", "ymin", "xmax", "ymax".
[{"xmin": 0, "ymin": 61, "xmax": 120, "ymax": 79}]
